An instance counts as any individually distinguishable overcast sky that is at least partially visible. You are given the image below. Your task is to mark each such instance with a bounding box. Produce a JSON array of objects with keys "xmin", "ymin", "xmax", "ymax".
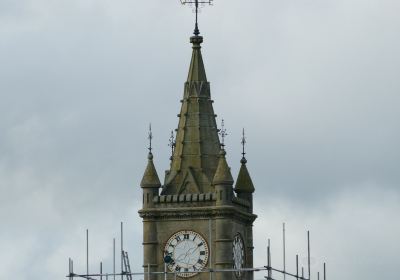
[{"xmin": 1, "ymin": 0, "xmax": 399, "ymax": 279}]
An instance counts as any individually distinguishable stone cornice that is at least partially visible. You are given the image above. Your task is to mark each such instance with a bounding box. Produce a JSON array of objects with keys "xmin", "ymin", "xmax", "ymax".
[{"xmin": 139, "ymin": 205, "xmax": 257, "ymax": 224}]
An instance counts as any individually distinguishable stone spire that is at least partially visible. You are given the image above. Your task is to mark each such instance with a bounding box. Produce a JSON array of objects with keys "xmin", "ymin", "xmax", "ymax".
[
  {"xmin": 140, "ymin": 152, "xmax": 161, "ymax": 189},
  {"xmin": 162, "ymin": 34, "xmax": 221, "ymax": 195}
]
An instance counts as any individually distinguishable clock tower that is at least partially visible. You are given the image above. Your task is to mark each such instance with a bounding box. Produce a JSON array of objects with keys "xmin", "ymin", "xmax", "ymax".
[{"xmin": 138, "ymin": 31, "xmax": 257, "ymax": 280}]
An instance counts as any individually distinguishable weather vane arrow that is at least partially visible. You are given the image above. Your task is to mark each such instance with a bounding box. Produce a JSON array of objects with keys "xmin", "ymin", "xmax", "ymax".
[{"xmin": 180, "ymin": 0, "xmax": 214, "ymax": 36}]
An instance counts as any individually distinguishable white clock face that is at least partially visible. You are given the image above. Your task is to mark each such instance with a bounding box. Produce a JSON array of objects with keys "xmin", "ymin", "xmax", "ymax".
[
  {"xmin": 232, "ymin": 233, "xmax": 245, "ymax": 278},
  {"xmin": 164, "ymin": 230, "xmax": 209, "ymax": 278}
]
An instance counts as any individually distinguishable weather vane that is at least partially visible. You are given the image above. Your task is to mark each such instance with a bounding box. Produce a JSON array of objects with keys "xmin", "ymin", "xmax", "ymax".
[
  {"xmin": 180, "ymin": 0, "xmax": 213, "ymax": 36},
  {"xmin": 219, "ymin": 119, "xmax": 227, "ymax": 148},
  {"xmin": 168, "ymin": 130, "xmax": 176, "ymax": 160},
  {"xmin": 148, "ymin": 123, "xmax": 153, "ymax": 154}
]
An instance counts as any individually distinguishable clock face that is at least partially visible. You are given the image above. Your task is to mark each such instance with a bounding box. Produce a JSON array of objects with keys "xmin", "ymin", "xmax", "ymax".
[
  {"xmin": 232, "ymin": 233, "xmax": 245, "ymax": 278},
  {"xmin": 164, "ymin": 230, "xmax": 209, "ymax": 278}
]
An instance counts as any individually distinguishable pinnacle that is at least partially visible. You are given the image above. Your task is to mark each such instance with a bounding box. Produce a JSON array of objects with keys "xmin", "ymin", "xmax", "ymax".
[
  {"xmin": 234, "ymin": 160, "xmax": 255, "ymax": 193},
  {"xmin": 212, "ymin": 149, "xmax": 234, "ymax": 186},
  {"xmin": 140, "ymin": 153, "xmax": 161, "ymax": 189}
]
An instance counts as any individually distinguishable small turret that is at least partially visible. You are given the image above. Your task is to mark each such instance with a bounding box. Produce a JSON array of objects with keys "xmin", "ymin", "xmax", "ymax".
[
  {"xmin": 235, "ymin": 158, "xmax": 255, "ymax": 192},
  {"xmin": 234, "ymin": 129, "xmax": 255, "ymax": 212},
  {"xmin": 213, "ymin": 148, "xmax": 234, "ymax": 206},
  {"xmin": 140, "ymin": 152, "xmax": 161, "ymax": 208},
  {"xmin": 141, "ymin": 126, "xmax": 161, "ymax": 208},
  {"xmin": 141, "ymin": 152, "xmax": 161, "ymax": 188}
]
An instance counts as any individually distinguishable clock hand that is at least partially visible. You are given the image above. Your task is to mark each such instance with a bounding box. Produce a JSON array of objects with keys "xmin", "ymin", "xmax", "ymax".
[
  {"xmin": 176, "ymin": 252, "xmax": 187, "ymax": 262},
  {"xmin": 187, "ymin": 245, "xmax": 200, "ymax": 256},
  {"xmin": 178, "ymin": 246, "xmax": 195, "ymax": 266},
  {"xmin": 178, "ymin": 245, "xmax": 193, "ymax": 267},
  {"xmin": 185, "ymin": 246, "xmax": 202, "ymax": 267}
]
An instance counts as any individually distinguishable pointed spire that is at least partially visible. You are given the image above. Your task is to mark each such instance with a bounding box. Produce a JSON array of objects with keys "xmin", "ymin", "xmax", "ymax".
[
  {"xmin": 235, "ymin": 130, "xmax": 254, "ymax": 193},
  {"xmin": 187, "ymin": 35, "xmax": 207, "ymax": 82},
  {"xmin": 140, "ymin": 126, "xmax": 161, "ymax": 189},
  {"xmin": 213, "ymin": 149, "xmax": 234, "ymax": 186},
  {"xmin": 163, "ymin": 32, "xmax": 220, "ymax": 195},
  {"xmin": 235, "ymin": 163, "xmax": 254, "ymax": 193},
  {"xmin": 140, "ymin": 153, "xmax": 161, "ymax": 189}
]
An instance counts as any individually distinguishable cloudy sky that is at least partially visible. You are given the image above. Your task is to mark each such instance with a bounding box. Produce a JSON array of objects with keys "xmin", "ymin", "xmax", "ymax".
[{"xmin": 1, "ymin": 0, "xmax": 399, "ymax": 279}]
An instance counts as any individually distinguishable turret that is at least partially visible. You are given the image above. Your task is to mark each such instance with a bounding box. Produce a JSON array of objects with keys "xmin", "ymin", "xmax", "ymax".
[
  {"xmin": 140, "ymin": 142, "xmax": 161, "ymax": 280},
  {"xmin": 140, "ymin": 149, "xmax": 161, "ymax": 208},
  {"xmin": 212, "ymin": 148, "xmax": 234, "ymax": 206},
  {"xmin": 212, "ymin": 146, "xmax": 235, "ymax": 280},
  {"xmin": 234, "ymin": 129, "xmax": 255, "ymax": 213}
]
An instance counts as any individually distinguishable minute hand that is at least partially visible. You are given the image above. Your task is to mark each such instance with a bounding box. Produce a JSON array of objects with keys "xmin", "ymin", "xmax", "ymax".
[{"xmin": 186, "ymin": 245, "xmax": 200, "ymax": 259}]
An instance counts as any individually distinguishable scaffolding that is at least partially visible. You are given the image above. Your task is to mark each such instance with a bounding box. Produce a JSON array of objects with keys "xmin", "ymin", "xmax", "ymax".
[{"xmin": 67, "ymin": 222, "xmax": 327, "ymax": 280}]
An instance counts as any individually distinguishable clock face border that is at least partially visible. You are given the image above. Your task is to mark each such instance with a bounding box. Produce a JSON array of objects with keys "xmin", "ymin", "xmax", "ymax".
[
  {"xmin": 164, "ymin": 230, "xmax": 209, "ymax": 278},
  {"xmin": 232, "ymin": 233, "xmax": 245, "ymax": 279}
]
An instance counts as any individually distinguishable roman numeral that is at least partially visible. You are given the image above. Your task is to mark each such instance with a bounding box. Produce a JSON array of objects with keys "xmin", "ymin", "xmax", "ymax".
[
  {"xmin": 200, "ymin": 251, "xmax": 205, "ymax": 255},
  {"xmin": 175, "ymin": 236, "xmax": 181, "ymax": 242},
  {"xmin": 184, "ymin": 234, "xmax": 189, "ymax": 240},
  {"xmin": 197, "ymin": 242, "xmax": 203, "ymax": 247},
  {"xmin": 175, "ymin": 266, "xmax": 181, "ymax": 272},
  {"xmin": 197, "ymin": 259, "xmax": 203, "ymax": 264}
]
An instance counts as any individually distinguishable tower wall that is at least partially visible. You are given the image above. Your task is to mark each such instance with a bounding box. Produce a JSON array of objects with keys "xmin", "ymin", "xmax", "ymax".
[
  {"xmin": 143, "ymin": 220, "xmax": 158, "ymax": 280},
  {"xmin": 214, "ymin": 217, "xmax": 233, "ymax": 280}
]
